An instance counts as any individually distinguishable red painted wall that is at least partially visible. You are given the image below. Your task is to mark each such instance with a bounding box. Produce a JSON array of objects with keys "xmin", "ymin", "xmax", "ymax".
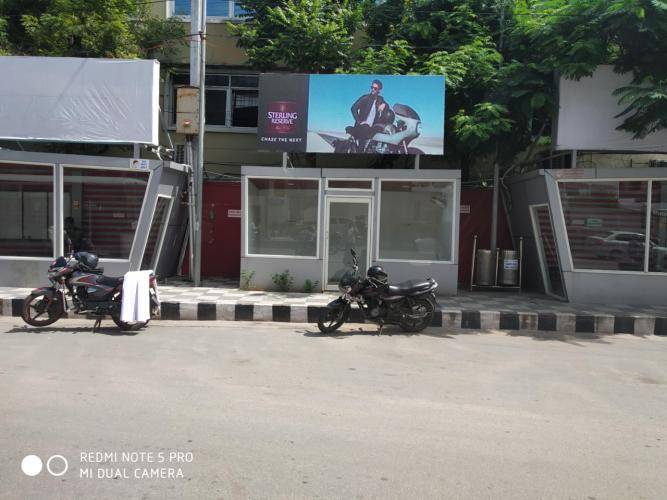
[
  {"xmin": 458, "ymin": 189, "xmax": 513, "ymax": 286},
  {"xmin": 201, "ymin": 181, "xmax": 242, "ymax": 278}
]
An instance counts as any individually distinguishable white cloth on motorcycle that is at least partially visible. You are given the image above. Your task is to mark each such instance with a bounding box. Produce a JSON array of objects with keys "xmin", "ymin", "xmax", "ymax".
[{"xmin": 121, "ymin": 270, "xmax": 152, "ymax": 323}]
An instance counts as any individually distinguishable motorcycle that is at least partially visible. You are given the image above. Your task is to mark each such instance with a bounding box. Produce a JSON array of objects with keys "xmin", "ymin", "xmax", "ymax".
[
  {"xmin": 317, "ymin": 249, "xmax": 438, "ymax": 334},
  {"xmin": 21, "ymin": 252, "xmax": 160, "ymax": 331},
  {"xmin": 331, "ymin": 103, "xmax": 425, "ymax": 155}
]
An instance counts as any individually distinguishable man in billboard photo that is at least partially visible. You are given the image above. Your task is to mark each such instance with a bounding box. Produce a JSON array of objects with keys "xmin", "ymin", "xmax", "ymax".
[{"xmin": 345, "ymin": 79, "xmax": 395, "ymax": 147}]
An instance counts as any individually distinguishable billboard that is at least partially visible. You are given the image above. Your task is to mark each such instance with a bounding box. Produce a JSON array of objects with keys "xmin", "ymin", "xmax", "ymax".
[
  {"xmin": 258, "ymin": 74, "xmax": 445, "ymax": 155},
  {"xmin": 0, "ymin": 56, "xmax": 160, "ymax": 145},
  {"xmin": 556, "ymin": 65, "xmax": 667, "ymax": 152}
]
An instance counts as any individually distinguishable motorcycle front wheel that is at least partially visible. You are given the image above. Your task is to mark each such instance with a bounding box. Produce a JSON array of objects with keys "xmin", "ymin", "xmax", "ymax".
[
  {"xmin": 317, "ymin": 305, "xmax": 350, "ymax": 334},
  {"xmin": 21, "ymin": 291, "xmax": 63, "ymax": 327},
  {"xmin": 398, "ymin": 297, "xmax": 434, "ymax": 333}
]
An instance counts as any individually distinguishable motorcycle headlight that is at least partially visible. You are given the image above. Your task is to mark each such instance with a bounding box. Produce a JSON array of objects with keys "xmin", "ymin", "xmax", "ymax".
[{"xmin": 416, "ymin": 122, "xmax": 422, "ymax": 136}]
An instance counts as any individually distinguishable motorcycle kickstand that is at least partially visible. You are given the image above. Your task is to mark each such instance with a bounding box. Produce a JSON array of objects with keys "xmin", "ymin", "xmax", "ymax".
[{"xmin": 92, "ymin": 318, "xmax": 102, "ymax": 333}]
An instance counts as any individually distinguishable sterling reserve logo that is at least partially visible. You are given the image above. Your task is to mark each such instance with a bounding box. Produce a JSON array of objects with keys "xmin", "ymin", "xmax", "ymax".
[{"xmin": 266, "ymin": 101, "xmax": 300, "ymax": 134}]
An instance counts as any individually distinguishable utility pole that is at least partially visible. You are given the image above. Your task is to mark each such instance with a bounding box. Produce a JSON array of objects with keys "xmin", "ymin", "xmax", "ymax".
[
  {"xmin": 490, "ymin": 0, "xmax": 506, "ymax": 252},
  {"xmin": 188, "ymin": 0, "xmax": 206, "ymax": 286}
]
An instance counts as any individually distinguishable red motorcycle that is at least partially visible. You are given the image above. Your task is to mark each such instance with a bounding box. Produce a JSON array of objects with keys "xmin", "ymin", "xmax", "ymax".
[{"xmin": 21, "ymin": 252, "xmax": 160, "ymax": 331}]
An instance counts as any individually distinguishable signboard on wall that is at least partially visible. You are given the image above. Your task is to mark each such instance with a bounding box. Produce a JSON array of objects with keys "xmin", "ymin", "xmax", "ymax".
[
  {"xmin": 258, "ymin": 73, "xmax": 445, "ymax": 155},
  {"xmin": 556, "ymin": 65, "xmax": 667, "ymax": 152},
  {"xmin": 0, "ymin": 56, "xmax": 160, "ymax": 145}
]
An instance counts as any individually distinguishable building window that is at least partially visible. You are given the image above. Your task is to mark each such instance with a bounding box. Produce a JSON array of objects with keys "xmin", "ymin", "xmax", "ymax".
[
  {"xmin": 559, "ymin": 181, "xmax": 649, "ymax": 271},
  {"xmin": 247, "ymin": 178, "xmax": 319, "ymax": 257},
  {"xmin": 649, "ymin": 181, "xmax": 667, "ymax": 272},
  {"xmin": 63, "ymin": 168, "xmax": 149, "ymax": 260},
  {"xmin": 0, "ymin": 163, "xmax": 54, "ymax": 257},
  {"xmin": 171, "ymin": 73, "xmax": 258, "ymax": 129},
  {"xmin": 379, "ymin": 181, "xmax": 454, "ymax": 262},
  {"xmin": 173, "ymin": 0, "xmax": 248, "ymax": 19}
]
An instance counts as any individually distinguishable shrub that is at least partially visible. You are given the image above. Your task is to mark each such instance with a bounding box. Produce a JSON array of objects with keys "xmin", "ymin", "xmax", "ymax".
[
  {"xmin": 271, "ymin": 270, "xmax": 294, "ymax": 292},
  {"xmin": 303, "ymin": 279, "xmax": 320, "ymax": 293},
  {"xmin": 240, "ymin": 269, "xmax": 255, "ymax": 290}
]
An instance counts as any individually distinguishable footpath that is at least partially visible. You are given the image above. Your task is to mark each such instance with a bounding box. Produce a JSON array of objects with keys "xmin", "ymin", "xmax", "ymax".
[{"xmin": 1, "ymin": 279, "xmax": 665, "ymax": 335}]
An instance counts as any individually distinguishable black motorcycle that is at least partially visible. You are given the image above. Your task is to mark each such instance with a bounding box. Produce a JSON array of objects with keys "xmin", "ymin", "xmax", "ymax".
[
  {"xmin": 329, "ymin": 103, "xmax": 426, "ymax": 155},
  {"xmin": 21, "ymin": 252, "xmax": 160, "ymax": 331},
  {"xmin": 317, "ymin": 249, "xmax": 438, "ymax": 334}
]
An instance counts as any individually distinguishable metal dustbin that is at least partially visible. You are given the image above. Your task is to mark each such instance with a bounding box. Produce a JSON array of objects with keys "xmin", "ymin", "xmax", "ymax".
[
  {"xmin": 500, "ymin": 250, "xmax": 519, "ymax": 286},
  {"xmin": 474, "ymin": 249, "xmax": 495, "ymax": 286}
]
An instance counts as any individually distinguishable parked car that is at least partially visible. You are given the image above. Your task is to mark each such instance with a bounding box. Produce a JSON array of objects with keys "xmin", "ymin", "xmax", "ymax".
[{"xmin": 587, "ymin": 231, "xmax": 667, "ymax": 269}]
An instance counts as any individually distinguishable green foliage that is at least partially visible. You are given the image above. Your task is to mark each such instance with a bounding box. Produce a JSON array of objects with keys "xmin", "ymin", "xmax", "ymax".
[
  {"xmin": 421, "ymin": 38, "xmax": 502, "ymax": 91},
  {"xmin": 0, "ymin": 0, "xmax": 186, "ymax": 58},
  {"xmin": 271, "ymin": 270, "xmax": 294, "ymax": 292},
  {"xmin": 452, "ymin": 103, "xmax": 513, "ymax": 150},
  {"xmin": 614, "ymin": 79, "xmax": 667, "ymax": 138},
  {"xmin": 240, "ymin": 269, "xmax": 256, "ymax": 290},
  {"xmin": 0, "ymin": 16, "xmax": 9, "ymax": 54},
  {"xmin": 347, "ymin": 39, "xmax": 415, "ymax": 75},
  {"xmin": 303, "ymin": 279, "xmax": 320, "ymax": 293},
  {"xmin": 230, "ymin": 0, "xmax": 363, "ymax": 72},
  {"xmin": 227, "ymin": 0, "xmax": 667, "ymax": 168},
  {"xmin": 512, "ymin": 0, "xmax": 667, "ymax": 138}
]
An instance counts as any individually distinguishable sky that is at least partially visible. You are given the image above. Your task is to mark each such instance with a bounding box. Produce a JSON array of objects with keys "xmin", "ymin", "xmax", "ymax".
[{"xmin": 307, "ymin": 74, "xmax": 445, "ymax": 139}]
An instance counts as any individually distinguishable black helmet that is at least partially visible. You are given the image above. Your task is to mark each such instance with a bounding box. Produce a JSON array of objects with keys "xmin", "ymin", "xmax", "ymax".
[
  {"xmin": 74, "ymin": 252, "xmax": 99, "ymax": 271},
  {"xmin": 367, "ymin": 265, "xmax": 388, "ymax": 285}
]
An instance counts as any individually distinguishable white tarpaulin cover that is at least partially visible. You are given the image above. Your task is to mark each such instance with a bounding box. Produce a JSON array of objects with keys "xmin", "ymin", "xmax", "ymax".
[
  {"xmin": 0, "ymin": 56, "xmax": 159, "ymax": 145},
  {"xmin": 556, "ymin": 65, "xmax": 667, "ymax": 152}
]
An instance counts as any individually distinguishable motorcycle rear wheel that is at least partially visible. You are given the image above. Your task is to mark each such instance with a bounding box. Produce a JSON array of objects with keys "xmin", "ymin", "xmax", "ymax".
[
  {"xmin": 21, "ymin": 292, "xmax": 63, "ymax": 327},
  {"xmin": 110, "ymin": 292, "xmax": 149, "ymax": 332},
  {"xmin": 398, "ymin": 297, "xmax": 434, "ymax": 333},
  {"xmin": 317, "ymin": 305, "xmax": 350, "ymax": 334}
]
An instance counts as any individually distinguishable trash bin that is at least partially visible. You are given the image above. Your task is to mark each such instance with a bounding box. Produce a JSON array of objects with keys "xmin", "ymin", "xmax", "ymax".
[
  {"xmin": 474, "ymin": 249, "xmax": 495, "ymax": 286},
  {"xmin": 500, "ymin": 250, "xmax": 519, "ymax": 286}
]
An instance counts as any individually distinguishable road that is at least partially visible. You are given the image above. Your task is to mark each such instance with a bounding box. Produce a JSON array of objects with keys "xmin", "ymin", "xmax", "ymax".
[{"xmin": 0, "ymin": 318, "xmax": 666, "ymax": 499}]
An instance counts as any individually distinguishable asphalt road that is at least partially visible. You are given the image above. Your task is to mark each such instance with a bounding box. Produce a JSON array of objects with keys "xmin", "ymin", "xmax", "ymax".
[{"xmin": 0, "ymin": 318, "xmax": 666, "ymax": 500}]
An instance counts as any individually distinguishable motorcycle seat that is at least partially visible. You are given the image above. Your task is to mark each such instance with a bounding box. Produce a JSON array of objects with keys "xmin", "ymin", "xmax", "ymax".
[
  {"xmin": 98, "ymin": 275, "xmax": 123, "ymax": 288},
  {"xmin": 386, "ymin": 279, "xmax": 433, "ymax": 296}
]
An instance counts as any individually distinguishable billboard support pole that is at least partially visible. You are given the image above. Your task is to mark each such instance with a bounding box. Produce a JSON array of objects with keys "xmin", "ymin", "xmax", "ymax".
[
  {"xmin": 414, "ymin": 155, "xmax": 420, "ymax": 170},
  {"xmin": 490, "ymin": 161, "xmax": 499, "ymax": 252},
  {"xmin": 571, "ymin": 149, "xmax": 577, "ymax": 168}
]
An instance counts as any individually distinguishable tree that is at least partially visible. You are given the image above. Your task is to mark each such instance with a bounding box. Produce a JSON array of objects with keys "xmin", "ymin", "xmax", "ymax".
[
  {"xmin": 351, "ymin": 0, "xmax": 550, "ymax": 175},
  {"xmin": 513, "ymin": 0, "xmax": 667, "ymax": 138},
  {"xmin": 229, "ymin": 0, "xmax": 363, "ymax": 72},
  {"xmin": 0, "ymin": 0, "xmax": 186, "ymax": 58}
]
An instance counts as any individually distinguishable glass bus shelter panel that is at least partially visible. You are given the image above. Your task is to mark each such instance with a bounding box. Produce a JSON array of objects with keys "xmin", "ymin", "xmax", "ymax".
[
  {"xmin": 63, "ymin": 168, "xmax": 149, "ymax": 259},
  {"xmin": 326, "ymin": 200, "xmax": 369, "ymax": 287},
  {"xmin": 559, "ymin": 181, "xmax": 648, "ymax": 271},
  {"xmin": 650, "ymin": 181, "xmax": 667, "ymax": 272},
  {"xmin": 0, "ymin": 163, "xmax": 54, "ymax": 257}
]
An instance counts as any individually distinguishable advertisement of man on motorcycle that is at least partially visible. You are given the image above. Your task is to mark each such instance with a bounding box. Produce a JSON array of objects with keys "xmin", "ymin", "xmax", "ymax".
[
  {"xmin": 256, "ymin": 73, "xmax": 445, "ymax": 155},
  {"xmin": 307, "ymin": 73, "xmax": 444, "ymax": 155}
]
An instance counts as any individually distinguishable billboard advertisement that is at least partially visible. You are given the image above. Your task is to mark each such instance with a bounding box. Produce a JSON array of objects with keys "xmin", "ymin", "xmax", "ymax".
[
  {"xmin": 258, "ymin": 74, "xmax": 445, "ymax": 155},
  {"xmin": 556, "ymin": 65, "xmax": 667, "ymax": 152}
]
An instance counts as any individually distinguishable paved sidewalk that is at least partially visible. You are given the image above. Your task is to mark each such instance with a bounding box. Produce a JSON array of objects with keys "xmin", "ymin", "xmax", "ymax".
[{"xmin": 2, "ymin": 283, "xmax": 666, "ymax": 335}]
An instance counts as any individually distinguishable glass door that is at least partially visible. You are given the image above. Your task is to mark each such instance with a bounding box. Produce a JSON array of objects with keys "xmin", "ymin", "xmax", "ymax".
[
  {"xmin": 530, "ymin": 204, "xmax": 567, "ymax": 300},
  {"xmin": 324, "ymin": 197, "xmax": 372, "ymax": 290}
]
